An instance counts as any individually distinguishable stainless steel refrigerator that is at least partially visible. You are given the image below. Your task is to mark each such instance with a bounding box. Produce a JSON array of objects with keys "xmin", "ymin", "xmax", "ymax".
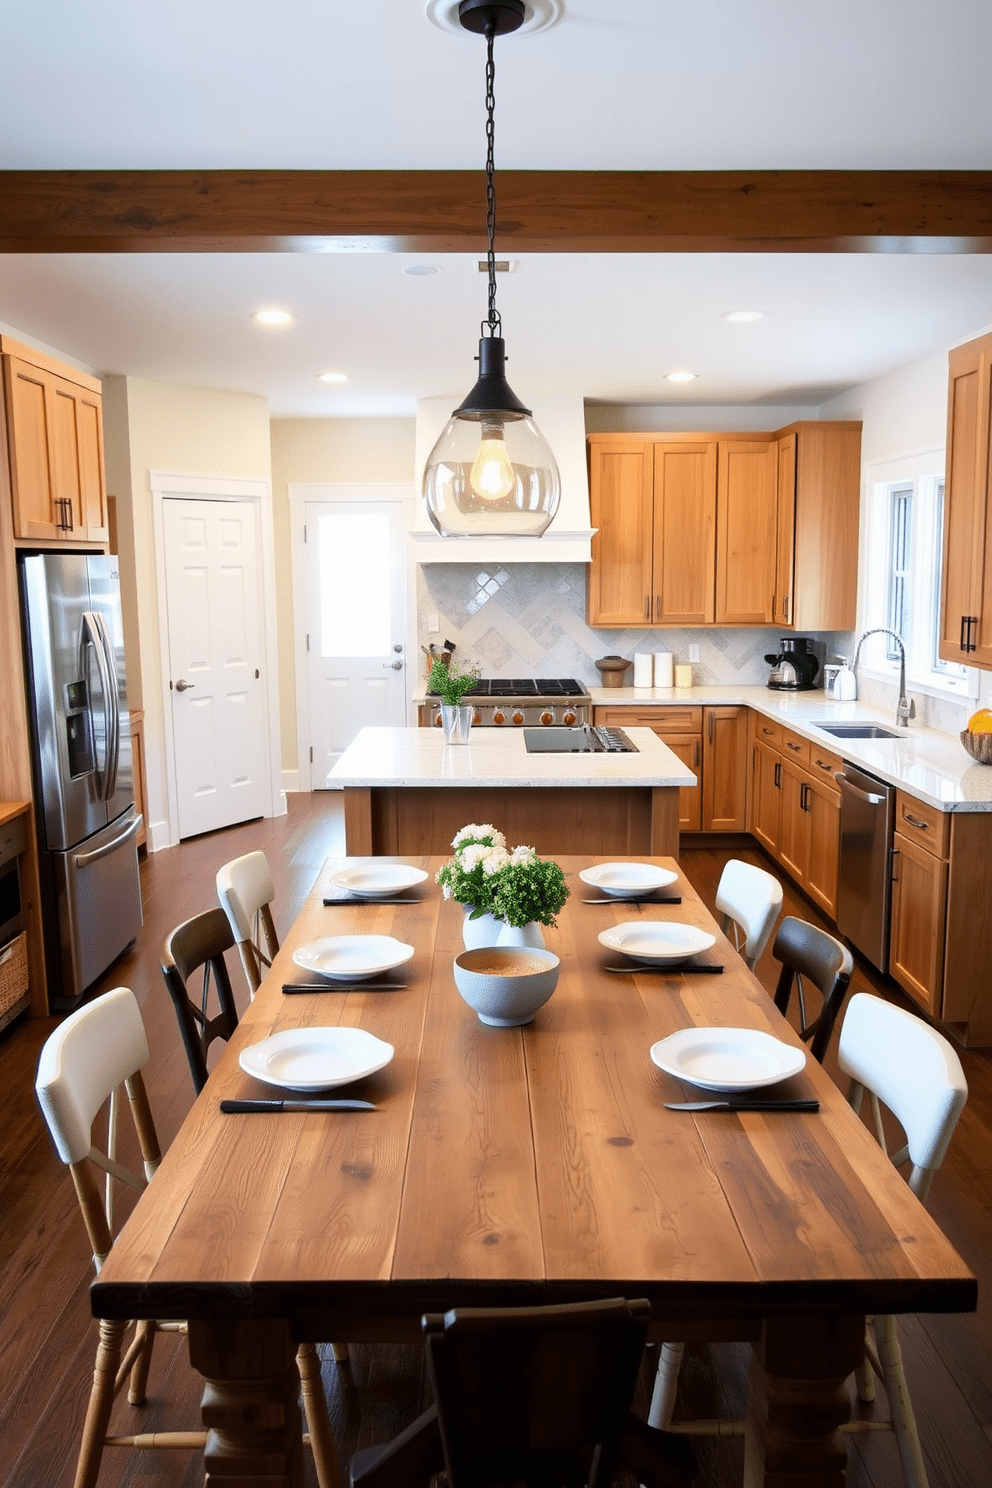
[{"xmin": 19, "ymin": 552, "xmax": 143, "ymax": 1009}]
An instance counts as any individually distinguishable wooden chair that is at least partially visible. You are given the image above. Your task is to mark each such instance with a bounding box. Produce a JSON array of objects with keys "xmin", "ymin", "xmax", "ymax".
[
  {"xmin": 771, "ymin": 915, "xmax": 854, "ymax": 1064},
  {"xmin": 714, "ymin": 859, "xmax": 783, "ymax": 971},
  {"xmin": 160, "ymin": 906, "xmax": 241, "ymax": 1094},
  {"xmin": 34, "ymin": 984, "xmax": 342, "ymax": 1488},
  {"xmin": 216, "ymin": 849, "xmax": 279, "ymax": 994},
  {"xmin": 349, "ymin": 1297, "xmax": 695, "ymax": 1488},
  {"xmin": 836, "ymin": 992, "xmax": 968, "ymax": 1488}
]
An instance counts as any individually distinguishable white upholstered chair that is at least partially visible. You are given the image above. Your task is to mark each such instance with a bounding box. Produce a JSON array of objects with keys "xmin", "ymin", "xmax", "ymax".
[
  {"xmin": 216, "ymin": 849, "xmax": 279, "ymax": 995},
  {"xmin": 714, "ymin": 858, "xmax": 783, "ymax": 970},
  {"xmin": 35, "ymin": 985, "xmax": 341, "ymax": 1488}
]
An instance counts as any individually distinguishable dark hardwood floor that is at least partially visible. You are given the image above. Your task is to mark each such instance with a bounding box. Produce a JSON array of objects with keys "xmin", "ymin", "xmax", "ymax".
[{"xmin": 1, "ymin": 795, "xmax": 990, "ymax": 1488}]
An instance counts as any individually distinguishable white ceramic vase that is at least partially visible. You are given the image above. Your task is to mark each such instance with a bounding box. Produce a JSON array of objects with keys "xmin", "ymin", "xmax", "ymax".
[
  {"xmin": 462, "ymin": 908, "xmax": 502, "ymax": 950},
  {"xmin": 496, "ymin": 921, "xmax": 546, "ymax": 950}
]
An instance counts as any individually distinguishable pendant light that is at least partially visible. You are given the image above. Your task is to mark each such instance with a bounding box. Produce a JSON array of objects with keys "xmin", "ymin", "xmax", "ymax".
[{"xmin": 423, "ymin": 0, "xmax": 561, "ymax": 539}]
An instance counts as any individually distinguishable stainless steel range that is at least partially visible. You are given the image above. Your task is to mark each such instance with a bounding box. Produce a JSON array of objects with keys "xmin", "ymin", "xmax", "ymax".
[{"xmin": 424, "ymin": 677, "xmax": 592, "ymax": 728}]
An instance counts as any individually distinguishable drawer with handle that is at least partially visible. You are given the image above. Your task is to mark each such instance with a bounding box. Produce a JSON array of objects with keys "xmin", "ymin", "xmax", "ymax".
[
  {"xmin": 752, "ymin": 716, "xmax": 783, "ymax": 748},
  {"xmin": 780, "ymin": 728, "xmax": 811, "ymax": 768},
  {"xmin": 895, "ymin": 791, "xmax": 950, "ymax": 858},
  {"xmin": 808, "ymin": 746, "xmax": 844, "ymax": 784}
]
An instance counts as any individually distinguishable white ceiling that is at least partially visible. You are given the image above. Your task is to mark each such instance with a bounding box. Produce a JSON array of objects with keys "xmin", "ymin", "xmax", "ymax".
[{"xmin": 2, "ymin": 1, "xmax": 991, "ymax": 418}]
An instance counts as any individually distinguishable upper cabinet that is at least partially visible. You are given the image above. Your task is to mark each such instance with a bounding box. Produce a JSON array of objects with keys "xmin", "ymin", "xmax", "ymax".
[
  {"xmin": 1, "ymin": 336, "xmax": 108, "ymax": 545},
  {"xmin": 938, "ymin": 331, "xmax": 992, "ymax": 667},
  {"xmin": 587, "ymin": 423, "xmax": 861, "ymax": 631}
]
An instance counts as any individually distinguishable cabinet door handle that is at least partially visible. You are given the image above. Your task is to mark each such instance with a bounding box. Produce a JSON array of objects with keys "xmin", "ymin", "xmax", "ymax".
[
  {"xmin": 693, "ymin": 740, "xmax": 699, "ymax": 767},
  {"xmin": 968, "ymin": 615, "xmax": 978, "ymax": 652},
  {"xmin": 786, "ymin": 740, "xmax": 801, "ymax": 752},
  {"xmin": 645, "ymin": 595, "xmax": 650, "ymax": 620},
  {"xmin": 814, "ymin": 758, "xmax": 832, "ymax": 772},
  {"xmin": 655, "ymin": 594, "xmax": 661, "ymax": 620},
  {"xmin": 708, "ymin": 712, "xmax": 714, "ymax": 745},
  {"xmin": 774, "ymin": 761, "xmax": 781, "ymax": 788},
  {"xmin": 890, "ymin": 846, "xmax": 900, "ymax": 883},
  {"xmin": 904, "ymin": 814, "xmax": 929, "ymax": 830},
  {"xmin": 762, "ymin": 726, "xmax": 774, "ymax": 736},
  {"xmin": 960, "ymin": 615, "xmax": 968, "ymax": 651},
  {"xmin": 783, "ymin": 594, "xmax": 790, "ymax": 623},
  {"xmin": 801, "ymin": 783, "xmax": 810, "ymax": 812}
]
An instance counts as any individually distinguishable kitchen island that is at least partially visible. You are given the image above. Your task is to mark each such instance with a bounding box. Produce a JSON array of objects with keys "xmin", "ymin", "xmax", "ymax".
[{"xmin": 329, "ymin": 725, "xmax": 696, "ymax": 857}]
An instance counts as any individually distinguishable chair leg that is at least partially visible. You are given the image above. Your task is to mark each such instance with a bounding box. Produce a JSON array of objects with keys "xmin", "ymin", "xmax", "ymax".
[
  {"xmin": 647, "ymin": 1342, "xmax": 685, "ymax": 1429},
  {"xmin": 874, "ymin": 1315, "xmax": 930, "ymax": 1488},
  {"xmin": 855, "ymin": 1319, "xmax": 876, "ymax": 1404},
  {"xmin": 126, "ymin": 1318, "xmax": 156, "ymax": 1405},
  {"xmin": 73, "ymin": 1317, "xmax": 129, "ymax": 1488},
  {"xmin": 297, "ymin": 1343, "xmax": 343, "ymax": 1488},
  {"xmin": 331, "ymin": 1341, "xmax": 351, "ymax": 1364}
]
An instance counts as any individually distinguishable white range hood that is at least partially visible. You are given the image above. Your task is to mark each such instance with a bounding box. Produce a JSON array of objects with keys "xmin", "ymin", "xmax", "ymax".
[{"xmin": 410, "ymin": 394, "xmax": 595, "ymax": 563}]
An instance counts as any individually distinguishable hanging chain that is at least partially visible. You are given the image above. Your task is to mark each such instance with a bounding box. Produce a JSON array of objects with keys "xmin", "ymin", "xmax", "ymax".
[{"xmin": 483, "ymin": 22, "xmax": 501, "ymax": 338}]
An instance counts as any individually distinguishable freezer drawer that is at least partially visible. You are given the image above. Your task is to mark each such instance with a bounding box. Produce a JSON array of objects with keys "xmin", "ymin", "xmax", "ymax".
[{"xmin": 48, "ymin": 807, "xmax": 143, "ymax": 1008}]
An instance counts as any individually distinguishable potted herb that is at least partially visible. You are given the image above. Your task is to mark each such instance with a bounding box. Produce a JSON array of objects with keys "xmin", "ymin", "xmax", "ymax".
[{"xmin": 428, "ymin": 656, "xmax": 480, "ymax": 743}]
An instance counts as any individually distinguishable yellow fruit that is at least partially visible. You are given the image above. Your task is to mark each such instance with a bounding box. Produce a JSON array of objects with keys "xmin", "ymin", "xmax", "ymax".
[{"xmin": 967, "ymin": 708, "xmax": 992, "ymax": 734}]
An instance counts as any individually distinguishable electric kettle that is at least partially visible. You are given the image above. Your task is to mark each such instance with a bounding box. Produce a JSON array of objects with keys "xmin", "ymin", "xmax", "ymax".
[{"xmin": 764, "ymin": 637, "xmax": 820, "ymax": 692}]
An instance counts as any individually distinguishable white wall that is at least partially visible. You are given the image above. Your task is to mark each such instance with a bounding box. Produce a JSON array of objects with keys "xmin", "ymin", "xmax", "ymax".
[
  {"xmin": 270, "ymin": 418, "xmax": 415, "ymax": 770},
  {"xmin": 104, "ymin": 377, "xmax": 273, "ymax": 845}
]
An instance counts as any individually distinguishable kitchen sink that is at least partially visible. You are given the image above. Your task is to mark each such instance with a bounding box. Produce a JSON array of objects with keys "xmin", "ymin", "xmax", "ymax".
[{"xmin": 812, "ymin": 723, "xmax": 903, "ymax": 740}]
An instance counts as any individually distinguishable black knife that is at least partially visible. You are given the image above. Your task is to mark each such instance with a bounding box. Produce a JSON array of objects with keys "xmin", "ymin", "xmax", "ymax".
[
  {"xmin": 582, "ymin": 895, "xmax": 682, "ymax": 905},
  {"xmin": 322, "ymin": 896, "xmax": 420, "ymax": 906},
  {"xmin": 221, "ymin": 1098, "xmax": 377, "ymax": 1113},
  {"xmin": 664, "ymin": 1098, "xmax": 819, "ymax": 1112},
  {"xmin": 282, "ymin": 981, "xmax": 405, "ymax": 993},
  {"xmin": 603, "ymin": 962, "xmax": 723, "ymax": 975}
]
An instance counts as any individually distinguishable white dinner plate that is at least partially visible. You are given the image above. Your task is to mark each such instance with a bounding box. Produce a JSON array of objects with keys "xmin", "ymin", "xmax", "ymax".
[
  {"xmin": 293, "ymin": 935, "xmax": 414, "ymax": 980},
  {"xmin": 578, "ymin": 862, "xmax": 678, "ymax": 898},
  {"xmin": 326, "ymin": 864, "xmax": 428, "ymax": 898},
  {"xmin": 239, "ymin": 1027, "xmax": 395, "ymax": 1092},
  {"xmin": 598, "ymin": 921, "xmax": 716, "ymax": 964},
  {"xmin": 650, "ymin": 1027, "xmax": 807, "ymax": 1092}
]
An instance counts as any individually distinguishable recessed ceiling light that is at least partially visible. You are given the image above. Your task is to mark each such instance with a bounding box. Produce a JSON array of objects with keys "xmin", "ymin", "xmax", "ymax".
[
  {"xmin": 318, "ymin": 371, "xmax": 349, "ymax": 384},
  {"xmin": 721, "ymin": 310, "xmax": 768, "ymax": 323},
  {"xmin": 403, "ymin": 264, "xmax": 441, "ymax": 276},
  {"xmin": 665, "ymin": 371, "xmax": 697, "ymax": 383},
  {"xmin": 252, "ymin": 308, "xmax": 295, "ymax": 327}
]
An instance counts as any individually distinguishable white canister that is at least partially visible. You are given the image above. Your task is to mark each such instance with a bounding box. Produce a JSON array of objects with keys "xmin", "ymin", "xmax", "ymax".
[
  {"xmin": 834, "ymin": 662, "xmax": 858, "ymax": 701},
  {"xmin": 675, "ymin": 663, "xmax": 693, "ymax": 689},
  {"xmin": 653, "ymin": 652, "xmax": 674, "ymax": 688},
  {"xmin": 633, "ymin": 653, "xmax": 654, "ymax": 688}
]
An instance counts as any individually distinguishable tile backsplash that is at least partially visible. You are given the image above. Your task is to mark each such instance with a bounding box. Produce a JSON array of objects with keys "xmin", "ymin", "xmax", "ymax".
[{"xmin": 417, "ymin": 563, "xmax": 845, "ymax": 689}]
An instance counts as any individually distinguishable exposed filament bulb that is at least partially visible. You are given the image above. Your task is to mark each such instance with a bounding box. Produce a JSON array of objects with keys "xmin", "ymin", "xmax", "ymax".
[{"xmin": 470, "ymin": 423, "xmax": 515, "ymax": 502}]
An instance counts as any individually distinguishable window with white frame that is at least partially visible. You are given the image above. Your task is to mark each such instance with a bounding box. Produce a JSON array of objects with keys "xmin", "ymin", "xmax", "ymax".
[{"xmin": 863, "ymin": 455, "xmax": 977, "ymax": 699}]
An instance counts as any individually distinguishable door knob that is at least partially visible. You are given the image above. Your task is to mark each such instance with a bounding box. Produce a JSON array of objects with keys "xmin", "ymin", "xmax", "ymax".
[
  {"xmin": 383, "ymin": 660, "xmax": 403, "ymax": 670},
  {"xmin": 175, "ymin": 678, "xmax": 195, "ymax": 692}
]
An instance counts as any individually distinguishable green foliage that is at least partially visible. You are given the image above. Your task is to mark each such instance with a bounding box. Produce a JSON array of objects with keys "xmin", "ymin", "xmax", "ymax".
[
  {"xmin": 435, "ymin": 824, "xmax": 570, "ymax": 928},
  {"xmin": 428, "ymin": 656, "xmax": 480, "ymax": 706}
]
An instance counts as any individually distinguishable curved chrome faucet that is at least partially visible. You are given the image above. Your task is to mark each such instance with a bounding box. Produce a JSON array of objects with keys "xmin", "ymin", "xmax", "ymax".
[{"xmin": 853, "ymin": 628, "xmax": 916, "ymax": 727}]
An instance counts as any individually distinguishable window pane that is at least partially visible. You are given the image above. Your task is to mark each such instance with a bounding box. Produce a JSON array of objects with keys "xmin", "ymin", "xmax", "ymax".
[
  {"xmin": 886, "ymin": 485, "xmax": 913, "ymax": 656},
  {"xmin": 317, "ymin": 512, "xmax": 391, "ymax": 656}
]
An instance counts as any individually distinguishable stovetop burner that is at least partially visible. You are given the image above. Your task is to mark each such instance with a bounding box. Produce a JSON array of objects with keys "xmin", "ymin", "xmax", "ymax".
[{"xmin": 427, "ymin": 677, "xmax": 588, "ymax": 698}]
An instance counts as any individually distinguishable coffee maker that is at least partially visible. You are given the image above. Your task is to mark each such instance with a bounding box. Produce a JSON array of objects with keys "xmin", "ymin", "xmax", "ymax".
[{"xmin": 764, "ymin": 637, "xmax": 819, "ymax": 691}]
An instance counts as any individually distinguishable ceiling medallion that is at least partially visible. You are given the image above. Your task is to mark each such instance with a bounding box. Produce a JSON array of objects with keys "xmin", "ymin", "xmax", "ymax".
[{"xmin": 424, "ymin": 0, "xmax": 563, "ymax": 37}]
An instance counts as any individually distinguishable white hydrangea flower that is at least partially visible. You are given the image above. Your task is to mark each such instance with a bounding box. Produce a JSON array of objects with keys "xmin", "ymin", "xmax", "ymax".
[
  {"xmin": 509, "ymin": 844, "xmax": 536, "ymax": 864},
  {"xmin": 452, "ymin": 823, "xmax": 506, "ymax": 850},
  {"xmin": 458, "ymin": 843, "xmax": 490, "ymax": 871},
  {"xmin": 481, "ymin": 847, "xmax": 510, "ymax": 876}
]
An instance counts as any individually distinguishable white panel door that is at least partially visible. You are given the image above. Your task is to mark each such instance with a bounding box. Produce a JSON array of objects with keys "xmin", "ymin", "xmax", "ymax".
[
  {"xmin": 305, "ymin": 499, "xmax": 407, "ymax": 788},
  {"xmin": 164, "ymin": 498, "xmax": 267, "ymax": 837}
]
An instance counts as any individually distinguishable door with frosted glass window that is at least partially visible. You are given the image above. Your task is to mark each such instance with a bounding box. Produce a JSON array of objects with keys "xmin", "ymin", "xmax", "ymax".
[{"xmin": 305, "ymin": 499, "xmax": 407, "ymax": 788}]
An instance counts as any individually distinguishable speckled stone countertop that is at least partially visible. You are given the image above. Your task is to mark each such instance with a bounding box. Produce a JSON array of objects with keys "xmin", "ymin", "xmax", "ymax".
[
  {"xmin": 588, "ymin": 684, "xmax": 992, "ymax": 812},
  {"xmin": 329, "ymin": 726, "xmax": 696, "ymax": 790}
]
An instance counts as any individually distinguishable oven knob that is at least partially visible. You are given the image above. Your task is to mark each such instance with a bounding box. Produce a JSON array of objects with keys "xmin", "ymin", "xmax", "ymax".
[
  {"xmin": 563, "ymin": 710, "xmax": 577, "ymax": 726},
  {"xmin": 492, "ymin": 710, "xmax": 506, "ymax": 725},
  {"xmin": 512, "ymin": 711, "xmax": 525, "ymax": 726},
  {"xmin": 540, "ymin": 710, "xmax": 554, "ymax": 725},
  {"xmin": 433, "ymin": 711, "xmax": 443, "ymax": 727},
  {"xmin": 473, "ymin": 710, "xmax": 482, "ymax": 726}
]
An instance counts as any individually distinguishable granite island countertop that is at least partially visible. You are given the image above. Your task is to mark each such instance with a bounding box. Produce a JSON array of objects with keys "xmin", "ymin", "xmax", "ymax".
[{"xmin": 329, "ymin": 725, "xmax": 696, "ymax": 790}]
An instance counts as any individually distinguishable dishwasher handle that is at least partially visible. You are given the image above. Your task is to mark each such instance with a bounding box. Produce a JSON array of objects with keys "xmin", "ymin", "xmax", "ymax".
[{"xmin": 834, "ymin": 771, "xmax": 885, "ymax": 806}]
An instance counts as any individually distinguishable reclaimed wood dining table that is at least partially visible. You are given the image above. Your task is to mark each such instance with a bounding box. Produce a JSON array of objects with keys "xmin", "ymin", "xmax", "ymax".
[{"xmin": 93, "ymin": 855, "xmax": 976, "ymax": 1488}]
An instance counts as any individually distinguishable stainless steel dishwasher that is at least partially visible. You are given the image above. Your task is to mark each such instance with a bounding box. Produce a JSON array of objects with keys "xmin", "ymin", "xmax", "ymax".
[{"xmin": 835, "ymin": 762, "xmax": 895, "ymax": 973}]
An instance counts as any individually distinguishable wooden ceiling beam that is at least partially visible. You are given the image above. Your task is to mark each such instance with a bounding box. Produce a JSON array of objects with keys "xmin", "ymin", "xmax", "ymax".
[{"xmin": 1, "ymin": 169, "xmax": 990, "ymax": 253}]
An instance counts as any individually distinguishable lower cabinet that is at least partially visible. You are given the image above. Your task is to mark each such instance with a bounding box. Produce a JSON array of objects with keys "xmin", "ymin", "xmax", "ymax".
[
  {"xmin": 595, "ymin": 705, "xmax": 701, "ymax": 831},
  {"xmin": 594, "ymin": 704, "xmax": 748, "ymax": 834},
  {"xmin": 889, "ymin": 829, "xmax": 948, "ymax": 1015},
  {"xmin": 748, "ymin": 725, "xmax": 841, "ymax": 918}
]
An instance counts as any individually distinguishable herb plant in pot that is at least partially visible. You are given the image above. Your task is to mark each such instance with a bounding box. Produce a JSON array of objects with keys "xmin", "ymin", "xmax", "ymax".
[{"xmin": 428, "ymin": 656, "xmax": 480, "ymax": 744}]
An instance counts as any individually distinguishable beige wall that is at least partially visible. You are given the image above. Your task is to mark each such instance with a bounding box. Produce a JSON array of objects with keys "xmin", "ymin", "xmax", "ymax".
[
  {"xmin": 104, "ymin": 377, "xmax": 272, "ymax": 845},
  {"xmin": 269, "ymin": 418, "xmax": 415, "ymax": 771}
]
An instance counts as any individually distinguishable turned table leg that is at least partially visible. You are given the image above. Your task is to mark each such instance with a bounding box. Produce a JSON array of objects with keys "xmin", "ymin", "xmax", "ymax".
[
  {"xmin": 744, "ymin": 1313, "xmax": 864, "ymax": 1488},
  {"xmin": 187, "ymin": 1318, "xmax": 305, "ymax": 1488}
]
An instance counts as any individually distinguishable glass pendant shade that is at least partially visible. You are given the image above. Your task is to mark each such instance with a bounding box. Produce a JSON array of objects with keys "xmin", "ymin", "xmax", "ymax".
[{"xmin": 424, "ymin": 338, "xmax": 561, "ymax": 538}]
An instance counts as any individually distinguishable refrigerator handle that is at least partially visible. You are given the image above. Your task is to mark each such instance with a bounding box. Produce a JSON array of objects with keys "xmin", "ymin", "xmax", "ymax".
[
  {"xmin": 80, "ymin": 611, "xmax": 118, "ymax": 802},
  {"xmin": 94, "ymin": 611, "xmax": 121, "ymax": 801},
  {"xmin": 73, "ymin": 811, "xmax": 142, "ymax": 867}
]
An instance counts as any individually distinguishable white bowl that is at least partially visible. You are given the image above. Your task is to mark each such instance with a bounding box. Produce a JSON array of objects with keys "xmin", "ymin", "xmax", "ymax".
[
  {"xmin": 578, "ymin": 862, "xmax": 678, "ymax": 898},
  {"xmin": 650, "ymin": 1027, "xmax": 806, "ymax": 1092},
  {"xmin": 454, "ymin": 946, "xmax": 560, "ymax": 1027},
  {"xmin": 598, "ymin": 921, "xmax": 716, "ymax": 964},
  {"xmin": 239, "ymin": 1026, "xmax": 395, "ymax": 1092},
  {"xmin": 327, "ymin": 864, "xmax": 428, "ymax": 898},
  {"xmin": 293, "ymin": 935, "xmax": 414, "ymax": 980}
]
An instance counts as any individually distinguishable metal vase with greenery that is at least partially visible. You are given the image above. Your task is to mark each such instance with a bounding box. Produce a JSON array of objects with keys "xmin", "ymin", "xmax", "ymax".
[{"xmin": 429, "ymin": 657, "xmax": 480, "ymax": 743}]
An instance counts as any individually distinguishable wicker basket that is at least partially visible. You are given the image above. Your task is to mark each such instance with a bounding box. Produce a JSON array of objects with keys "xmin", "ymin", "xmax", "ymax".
[
  {"xmin": 0, "ymin": 931, "xmax": 29, "ymax": 1031},
  {"xmin": 960, "ymin": 729, "xmax": 992, "ymax": 765}
]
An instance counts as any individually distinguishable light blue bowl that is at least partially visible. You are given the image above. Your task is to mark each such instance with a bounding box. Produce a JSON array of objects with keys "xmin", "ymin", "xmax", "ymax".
[{"xmin": 453, "ymin": 945, "xmax": 560, "ymax": 1027}]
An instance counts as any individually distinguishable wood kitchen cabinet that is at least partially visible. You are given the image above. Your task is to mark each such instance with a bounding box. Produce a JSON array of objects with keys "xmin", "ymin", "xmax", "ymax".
[
  {"xmin": 587, "ymin": 422, "xmax": 861, "ymax": 631},
  {"xmin": 748, "ymin": 720, "xmax": 842, "ymax": 918},
  {"xmin": 938, "ymin": 330, "xmax": 992, "ymax": 666},
  {"xmin": 1, "ymin": 335, "xmax": 108, "ymax": 544},
  {"xmin": 594, "ymin": 704, "xmax": 702, "ymax": 830},
  {"xmin": 594, "ymin": 703, "xmax": 747, "ymax": 834}
]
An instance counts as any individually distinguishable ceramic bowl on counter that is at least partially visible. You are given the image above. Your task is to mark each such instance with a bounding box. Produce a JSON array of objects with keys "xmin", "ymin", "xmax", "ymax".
[{"xmin": 453, "ymin": 945, "xmax": 560, "ymax": 1027}]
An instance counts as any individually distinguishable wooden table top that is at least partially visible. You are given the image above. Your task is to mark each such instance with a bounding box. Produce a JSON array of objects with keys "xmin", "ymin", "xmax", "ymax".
[{"xmin": 94, "ymin": 856, "xmax": 975, "ymax": 1331}]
